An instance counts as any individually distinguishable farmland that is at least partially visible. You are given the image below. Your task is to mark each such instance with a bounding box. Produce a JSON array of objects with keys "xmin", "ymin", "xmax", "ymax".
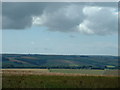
[
  {"xmin": 2, "ymin": 69, "xmax": 119, "ymax": 76},
  {"xmin": 50, "ymin": 69, "xmax": 118, "ymax": 76},
  {"xmin": 2, "ymin": 69, "xmax": 119, "ymax": 88},
  {"xmin": 1, "ymin": 54, "xmax": 119, "ymax": 88},
  {"xmin": 1, "ymin": 54, "xmax": 119, "ymax": 69}
]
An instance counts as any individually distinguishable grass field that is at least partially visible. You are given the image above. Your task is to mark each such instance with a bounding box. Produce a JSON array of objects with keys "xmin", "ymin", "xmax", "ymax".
[
  {"xmin": 2, "ymin": 69, "xmax": 119, "ymax": 88},
  {"xmin": 50, "ymin": 69, "xmax": 104, "ymax": 75},
  {"xmin": 2, "ymin": 69, "xmax": 119, "ymax": 76}
]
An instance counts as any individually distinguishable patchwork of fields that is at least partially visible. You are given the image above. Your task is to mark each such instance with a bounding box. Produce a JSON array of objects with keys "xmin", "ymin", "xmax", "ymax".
[
  {"xmin": 2, "ymin": 69, "xmax": 119, "ymax": 76},
  {"xmin": 2, "ymin": 54, "xmax": 118, "ymax": 69}
]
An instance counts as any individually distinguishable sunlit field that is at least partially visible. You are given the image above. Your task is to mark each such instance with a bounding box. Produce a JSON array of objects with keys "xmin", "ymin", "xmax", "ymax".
[
  {"xmin": 2, "ymin": 69, "xmax": 119, "ymax": 88},
  {"xmin": 2, "ymin": 69, "xmax": 119, "ymax": 76}
]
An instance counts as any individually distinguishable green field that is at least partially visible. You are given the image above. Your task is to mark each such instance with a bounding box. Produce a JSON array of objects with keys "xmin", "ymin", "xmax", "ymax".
[
  {"xmin": 2, "ymin": 69, "xmax": 119, "ymax": 88},
  {"xmin": 50, "ymin": 69, "xmax": 105, "ymax": 75},
  {"xmin": 50, "ymin": 69, "xmax": 118, "ymax": 76},
  {"xmin": 2, "ymin": 74, "xmax": 119, "ymax": 88}
]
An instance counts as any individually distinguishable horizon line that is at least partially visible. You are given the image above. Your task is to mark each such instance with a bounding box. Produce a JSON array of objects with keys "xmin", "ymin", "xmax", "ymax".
[{"xmin": 1, "ymin": 53, "xmax": 118, "ymax": 56}]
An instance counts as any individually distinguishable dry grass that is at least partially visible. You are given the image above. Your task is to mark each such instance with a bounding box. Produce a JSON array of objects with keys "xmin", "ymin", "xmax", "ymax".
[{"xmin": 2, "ymin": 69, "xmax": 119, "ymax": 77}]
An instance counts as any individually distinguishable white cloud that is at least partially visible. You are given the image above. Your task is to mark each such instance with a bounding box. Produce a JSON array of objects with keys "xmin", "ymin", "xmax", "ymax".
[
  {"xmin": 2, "ymin": 2, "xmax": 118, "ymax": 35},
  {"xmin": 78, "ymin": 6, "xmax": 118, "ymax": 35},
  {"xmin": 33, "ymin": 5, "xmax": 118, "ymax": 35},
  {"xmin": 77, "ymin": 21, "xmax": 95, "ymax": 34}
]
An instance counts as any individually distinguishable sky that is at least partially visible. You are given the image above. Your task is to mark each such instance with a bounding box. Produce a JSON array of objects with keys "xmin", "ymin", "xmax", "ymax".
[{"xmin": 2, "ymin": 2, "xmax": 119, "ymax": 56}]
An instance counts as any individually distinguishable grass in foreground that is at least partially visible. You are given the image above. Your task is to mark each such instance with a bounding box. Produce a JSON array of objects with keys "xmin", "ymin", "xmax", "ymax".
[{"xmin": 2, "ymin": 74, "xmax": 119, "ymax": 88}]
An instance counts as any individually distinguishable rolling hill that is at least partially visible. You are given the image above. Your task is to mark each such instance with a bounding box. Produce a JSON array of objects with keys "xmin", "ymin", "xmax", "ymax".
[{"xmin": 1, "ymin": 54, "xmax": 119, "ymax": 69}]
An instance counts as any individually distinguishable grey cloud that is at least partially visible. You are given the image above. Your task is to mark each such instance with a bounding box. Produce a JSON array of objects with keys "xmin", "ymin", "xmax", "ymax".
[
  {"xmin": 39, "ymin": 4, "xmax": 85, "ymax": 32},
  {"xmin": 2, "ymin": 2, "xmax": 47, "ymax": 29},
  {"xmin": 87, "ymin": 2, "xmax": 118, "ymax": 8},
  {"xmin": 2, "ymin": 2, "xmax": 118, "ymax": 35},
  {"xmin": 2, "ymin": 2, "xmax": 68, "ymax": 29}
]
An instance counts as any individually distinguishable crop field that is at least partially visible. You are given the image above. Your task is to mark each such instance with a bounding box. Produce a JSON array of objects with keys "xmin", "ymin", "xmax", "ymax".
[
  {"xmin": 50, "ymin": 69, "xmax": 105, "ymax": 75},
  {"xmin": 2, "ymin": 69, "xmax": 119, "ymax": 88},
  {"xmin": 2, "ymin": 69, "xmax": 119, "ymax": 76},
  {"xmin": 50, "ymin": 69, "xmax": 119, "ymax": 76}
]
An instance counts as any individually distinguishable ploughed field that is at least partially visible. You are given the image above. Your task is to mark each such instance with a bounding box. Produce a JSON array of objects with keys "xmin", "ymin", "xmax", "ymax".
[{"xmin": 2, "ymin": 69, "xmax": 119, "ymax": 88}]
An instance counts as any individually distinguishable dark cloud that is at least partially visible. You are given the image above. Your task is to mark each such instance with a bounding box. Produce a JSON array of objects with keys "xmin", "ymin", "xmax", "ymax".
[
  {"xmin": 39, "ymin": 4, "xmax": 85, "ymax": 32},
  {"xmin": 2, "ymin": 2, "xmax": 68, "ymax": 29},
  {"xmin": 2, "ymin": 2, "xmax": 46, "ymax": 29},
  {"xmin": 2, "ymin": 2, "xmax": 118, "ymax": 35}
]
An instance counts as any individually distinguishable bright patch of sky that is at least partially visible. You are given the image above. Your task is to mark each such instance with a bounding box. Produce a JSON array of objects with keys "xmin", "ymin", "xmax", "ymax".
[{"xmin": 2, "ymin": 26, "xmax": 118, "ymax": 56}]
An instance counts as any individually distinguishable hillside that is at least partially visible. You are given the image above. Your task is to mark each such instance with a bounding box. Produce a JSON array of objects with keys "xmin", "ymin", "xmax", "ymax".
[{"xmin": 1, "ymin": 54, "xmax": 119, "ymax": 69}]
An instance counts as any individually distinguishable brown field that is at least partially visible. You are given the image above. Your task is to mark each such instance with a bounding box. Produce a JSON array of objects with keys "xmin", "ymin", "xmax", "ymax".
[
  {"xmin": 9, "ymin": 57, "xmax": 29, "ymax": 64},
  {"xmin": 21, "ymin": 56, "xmax": 38, "ymax": 59},
  {"xmin": 2, "ymin": 69, "xmax": 119, "ymax": 77}
]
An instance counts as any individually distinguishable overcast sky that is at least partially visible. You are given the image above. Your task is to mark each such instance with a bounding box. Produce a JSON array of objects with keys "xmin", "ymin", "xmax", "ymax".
[{"xmin": 2, "ymin": 2, "xmax": 118, "ymax": 56}]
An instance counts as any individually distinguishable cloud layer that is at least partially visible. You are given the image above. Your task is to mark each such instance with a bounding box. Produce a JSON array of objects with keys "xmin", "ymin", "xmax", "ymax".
[{"xmin": 2, "ymin": 2, "xmax": 118, "ymax": 35}]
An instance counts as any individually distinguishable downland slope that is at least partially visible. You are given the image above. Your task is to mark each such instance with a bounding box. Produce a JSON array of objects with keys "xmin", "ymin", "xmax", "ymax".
[{"xmin": 1, "ymin": 54, "xmax": 119, "ymax": 69}]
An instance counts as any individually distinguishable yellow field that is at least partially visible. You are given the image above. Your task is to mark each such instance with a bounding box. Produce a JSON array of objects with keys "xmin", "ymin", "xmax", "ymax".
[{"xmin": 2, "ymin": 69, "xmax": 119, "ymax": 77}]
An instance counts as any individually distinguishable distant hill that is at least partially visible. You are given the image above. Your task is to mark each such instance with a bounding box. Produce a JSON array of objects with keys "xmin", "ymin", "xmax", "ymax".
[{"xmin": 1, "ymin": 54, "xmax": 119, "ymax": 69}]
